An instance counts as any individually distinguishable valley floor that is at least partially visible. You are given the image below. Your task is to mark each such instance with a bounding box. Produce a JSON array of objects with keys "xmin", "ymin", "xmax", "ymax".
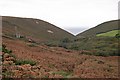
[{"xmin": 2, "ymin": 37, "xmax": 119, "ymax": 78}]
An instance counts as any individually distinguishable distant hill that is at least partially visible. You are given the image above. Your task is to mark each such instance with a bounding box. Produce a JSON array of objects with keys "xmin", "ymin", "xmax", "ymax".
[
  {"xmin": 77, "ymin": 20, "xmax": 120, "ymax": 37},
  {"xmin": 2, "ymin": 16, "xmax": 75, "ymax": 42}
]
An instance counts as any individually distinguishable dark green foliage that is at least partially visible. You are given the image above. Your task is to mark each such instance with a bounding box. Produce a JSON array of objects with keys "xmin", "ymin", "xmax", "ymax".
[
  {"xmin": 45, "ymin": 38, "xmax": 73, "ymax": 49},
  {"xmin": 75, "ymin": 37, "xmax": 119, "ymax": 56},
  {"xmin": 2, "ymin": 71, "xmax": 14, "ymax": 79},
  {"xmin": 57, "ymin": 38, "xmax": 72, "ymax": 49},
  {"xmin": 80, "ymin": 51, "xmax": 93, "ymax": 55},
  {"xmin": 2, "ymin": 44, "xmax": 12, "ymax": 54},
  {"xmin": 2, "ymin": 44, "xmax": 16, "ymax": 60},
  {"xmin": 115, "ymin": 33, "xmax": 120, "ymax": 38},
  {"xmin": 44, "ymin": 37, "xmax": 119, "ymax": 56},
  {"xmin": 61, "ymin": 37, "xmax": 71, "ymax": 43},
  {"xmin": 15, "ymin": 59, "xmax": 36, "ymax": 66},
  {"xmin": 69, "ymin": 43, "xmax": 79, "ymax": 50},
  {"xmin": 95, "ymin": 50, "xmax": 110, "ymax": 57},
  {"xmin": 44, "ymin": 41, "xmax": 59, "ymax": 47},
  {"xmin": 28, "ymin": 43, "xmax": 37, "ymax": 47},
  {"xmin": 2, "ymin": 44, "xmax": 6, "ymax": 49},
  {"xmin": 19, "ymin": 35, "xmax": 25, "ymax": 38},
  {"xmin": 58, "ymin": 43, "xmax": 66, "ymax": 48}
]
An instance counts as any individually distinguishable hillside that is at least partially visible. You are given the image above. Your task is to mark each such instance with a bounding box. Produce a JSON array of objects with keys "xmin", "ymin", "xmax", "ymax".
[
  {"xmin": 1, "ymin": 16, "xmax": 119, "ymax": 78},
  {"xmin": 2, "ymin": 37, "xmax": 119, "ymax": 78},
  {"xmin": 77, "ymin": 20, "xmax": 120, "ymax": 37},
  {"xmin": 2, "ymin": 16, "xmax": 75, "ymax": 42},
  {"xmin": 96, "ymin": 30, "xmax": 120, "ymax": 37}
]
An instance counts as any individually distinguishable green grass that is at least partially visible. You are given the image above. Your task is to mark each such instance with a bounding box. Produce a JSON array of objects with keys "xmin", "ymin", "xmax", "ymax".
[
  {"xmin": 15, "ymin": 59, "xmax": 36, "ymax": 66},
  {"xmin": 51, "ymin": 71, "xmax": 72, "ymax": 78},
  {"xmin": 96, "ymin": 30, "xmax": 120, "ymax": 37}
]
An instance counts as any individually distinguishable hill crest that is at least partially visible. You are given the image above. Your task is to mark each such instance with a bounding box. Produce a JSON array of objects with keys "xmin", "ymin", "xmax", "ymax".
[
  {"xmin": 2, "ymin": 16, "xmax": 75, "ymax": 42},
  {"xmin": 77, "ymin": 20, "xmax": 120, "ymax": 37}
]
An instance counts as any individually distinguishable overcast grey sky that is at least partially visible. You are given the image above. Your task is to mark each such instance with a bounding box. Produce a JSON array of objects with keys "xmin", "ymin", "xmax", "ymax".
[{"xmin": 0, "ymin": 0, "xmax": 119, "ymax": 35}]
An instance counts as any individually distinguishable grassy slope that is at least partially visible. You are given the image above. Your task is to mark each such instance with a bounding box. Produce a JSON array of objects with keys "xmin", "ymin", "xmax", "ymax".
[
  {"xmin": 96, "ymin": 30, "xmax": 120, "ymax": 37},
  {"xmin": 2, "ymin": 16, "xmax": 75, "ymax": 42},
  {"xmin": 45, "ymin": 37, "xmax": 119, "ymax": 56},
  {"xmin": 77, "ymin": 20, "xmax": 120, "ymax": 37}
]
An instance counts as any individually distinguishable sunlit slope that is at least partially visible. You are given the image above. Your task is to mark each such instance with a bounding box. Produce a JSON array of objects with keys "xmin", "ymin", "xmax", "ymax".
[
  {"xmin": 77, "ymin": 20, "xmax": 120, "ymax": 37},
  {"xmin": 96, "ymin": 30, "xmax": 120, "ymax": 37}
]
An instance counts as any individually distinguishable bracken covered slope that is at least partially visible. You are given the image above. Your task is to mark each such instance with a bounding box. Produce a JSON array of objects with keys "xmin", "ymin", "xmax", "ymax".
[{"xmin": 2, "ymin": 37, "xmax": 119, "ymax": 78}]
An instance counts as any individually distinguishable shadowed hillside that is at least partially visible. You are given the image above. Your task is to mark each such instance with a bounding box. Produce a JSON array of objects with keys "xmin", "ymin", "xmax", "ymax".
[
  {"xmin": 77, "ymin": 20, "xmax": 120, "ymax": 37},
  {"xmin": 2, "ymin": 16, "xmax": 75, "ymax": 42}
]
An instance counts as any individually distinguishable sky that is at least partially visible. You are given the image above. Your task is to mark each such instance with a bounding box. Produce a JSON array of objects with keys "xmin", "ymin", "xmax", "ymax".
[{"xmin": 0, "ymin": 0, "xmax": 119, "ymax": 35}]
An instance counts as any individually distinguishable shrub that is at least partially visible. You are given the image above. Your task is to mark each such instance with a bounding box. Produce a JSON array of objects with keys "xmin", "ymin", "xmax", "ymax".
[
  {"xmin": 52, "ymin": 71, "xmax": 72, "ymax": 78},
  {"xmin": 95, "ymin": 50, "xmax": 108, "ymax": 57},
  {"xmin": 2, "ymin": 71, "xmax": 14, "ymax": 78},
  {"xmin": 58, "ymin": 43, "xmax": 68, "ymax": 49},
  {"xmin": 61, "ymin": 38, "xmax": 71, "ymax": 43},
  {"xmin": 69, "ymin": 43, "xmax": 79, "ymax": 50},
  {"xmin": 28, "ymin": 43, "xmax": 37, "ymax": 47},
  {"xmin": 2, "ymin": 44, "xmax": 12, "ymax": 54},
  {"xmin": 2, "ymin": 44, "xmax": 6, "ymax": 49},
  {"xmin": 115, "ymin": 33, "xmax": 120, "ymax": 38},
  {"xmin": 93, "ymin": 49, "xmax": 118, "ymax": 57},
  {"xmin": 15, "ymin": 59, "xmax": 36, "ymax": 66},
  {"xmin": 80, "ymin": 51, "xmax": 94, "ymax": 55},
  {"xmin": 45, "ymin": 42, "xmax": 57, "ymax": 47}
]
